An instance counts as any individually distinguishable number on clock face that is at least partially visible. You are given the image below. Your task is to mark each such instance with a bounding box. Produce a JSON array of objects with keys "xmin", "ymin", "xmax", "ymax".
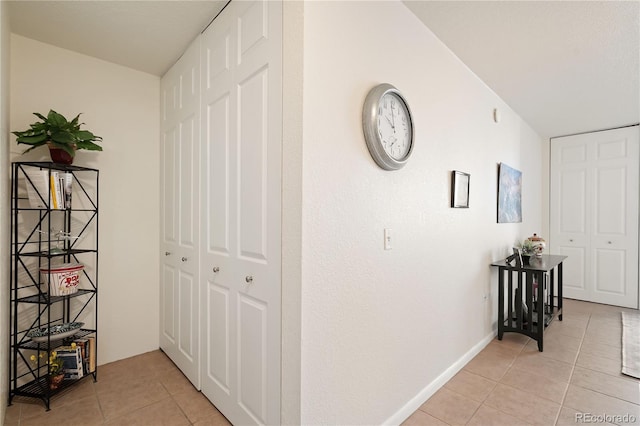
[{"xmin": 377, "ymin": 93, "xmax": 411, "ymax": 160}]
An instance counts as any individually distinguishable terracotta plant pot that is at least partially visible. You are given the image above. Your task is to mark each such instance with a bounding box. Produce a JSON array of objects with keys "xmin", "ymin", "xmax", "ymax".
[
  {"xmin": 47, "ymin": 142, "xmax": 75, "ymax": 165},
  {"xmin": 48, "ymin": 373, "xmax": 64, "ymax": 390}
]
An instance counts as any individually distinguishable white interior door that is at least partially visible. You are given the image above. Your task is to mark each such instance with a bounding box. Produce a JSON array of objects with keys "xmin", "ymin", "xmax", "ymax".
[
  {"xmin": 200, "ymin": 1, "xmax": 282, "ymax": 425},
  {"xmin": 160, "ymin": 38, "xmax": 201, "ymax": 387},
  {"xmin": 550, "ymin": 126, "xmax": 639, "ymax": 308}
]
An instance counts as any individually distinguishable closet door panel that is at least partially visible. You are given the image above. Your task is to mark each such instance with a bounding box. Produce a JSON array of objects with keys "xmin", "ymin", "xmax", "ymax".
[
  {"xmin": 163, "ymin": 129, "xmax": 177, "ymax": 244},
  {"xmin": 162, "ymin": 264, "xmax": 176, "ymax": 342},
  {"xmin": 204, "ymin": 28, "xmax": 231, "ymax": 88},
  {"xmin": 179, "ymin": 116, "xmax": 198, "ymax": 249},
  {"xmin": 595, "ymin": 166, "xmax": 626, "ymax": 235},
  {"xmin": 160, "ymin": 37, "xmax": 201, "ymax": 388},
  {"xmin": 238, "ymin": 68, "xmax": 268, "ymax": 262},
  {"xmin": 179, "ymin": 270, "xmax": 197, "ymax": 360},
  {"xmin": 238, "ymin": 294, "xmax": 268, "ymax": 423},
  {"xmin": 201, "ymin": 9, "xmax": 238, "ymax": 417},
  {"xmin": 562, "ymin": 246, "xmax": 586, "ymax": 291},
  {"xmin": 238, "ymin": 1, "xmax": 267, "ymax": 60},
  {"xmin": 205, "ymin": 279, "xmax": 231, "ymax": 391},
  {"xmin": 559, "ymin": 169, "xmax": 587, "ymax": 234},
  {"xmin": 161, "ymin": 108, "xmax": 179, "ymax": 362},
  {"xmin": 594, "ymin": 248, "xmax": 626, "ymax": 295},
  {"xmin": 200, "ymin": 1, "xmax": 281, "ymax": 425},
  {"xmin": 205, "ymin": 94, "xmax": 231, "ymax": 255}
]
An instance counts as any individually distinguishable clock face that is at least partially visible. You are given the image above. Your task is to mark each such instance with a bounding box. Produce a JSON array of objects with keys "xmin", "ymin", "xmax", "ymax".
[
  {"xmin": 377, "ymin": 93, "xmax": 412, "ymax": 161},
  {"xmin": 362, "ymin": 83, "xmax": 414, "ymax": 171}
]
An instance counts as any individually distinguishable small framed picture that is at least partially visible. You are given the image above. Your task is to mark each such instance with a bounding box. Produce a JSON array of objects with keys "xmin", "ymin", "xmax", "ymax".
[
  {"xmin": 506, "ymin": 247, "xmax": 523, "ymax": 267},
  {"xmin": 512, "ymin": 247, "xmax": 523, "ymax": 267},
  {"xmin": 451, "ymin": 171, "xmax": 470, "ymax": 208}
]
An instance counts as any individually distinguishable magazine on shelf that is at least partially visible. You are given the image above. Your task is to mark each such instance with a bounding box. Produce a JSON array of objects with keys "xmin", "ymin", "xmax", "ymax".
[
  {"xmin": 24, "ymin": 169, "xmax": 51, "ymax": 209},
  {"xmin": 23, "ymin": 169, "xmax": 69, "ymax": 210},
  {"xmin": 56, "ymin": 345, "xmax": 84, "ymax": 379}
]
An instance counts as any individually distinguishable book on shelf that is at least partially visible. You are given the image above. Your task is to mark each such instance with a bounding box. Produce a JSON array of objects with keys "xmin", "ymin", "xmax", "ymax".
[
  {"xmin": 71, "ymin": 336, "xmax": 96, "ymax": 374},
  {"xmin": 50, "ymin": 173, "xmax": 60, "ymax": 209},
  {"xmin": 88, "ymin": 336, "xmax": 96, "ymax": 373},
  {"xmin": 22, "ymin": 169, "xmax": 72, "ymax": 210},
  {"xmin": 64, "ymin": 171, "xmax": 73, "ymax": 209},
  {"xmin": 72, "ymin": 337, "xmax": 95, "ymax": 375}
]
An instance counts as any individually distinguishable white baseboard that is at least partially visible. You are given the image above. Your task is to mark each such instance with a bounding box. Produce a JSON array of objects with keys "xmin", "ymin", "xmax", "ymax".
[{"xmin": 383, "ymin": 330, "xmax": 496, "ymax": 425}]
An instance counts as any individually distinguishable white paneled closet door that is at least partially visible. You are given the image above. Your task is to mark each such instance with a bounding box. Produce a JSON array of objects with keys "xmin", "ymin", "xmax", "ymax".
[
  {"xmin": 550, "ymin": 126, "xmax": 639, "ymax": 308},
  {"xmin": 160, "ymin": 38, "xmax": 201, "ymax": 388},
  {"xmin": 200, "ymin": 1, "xmax": 282, "ymax": 425}
]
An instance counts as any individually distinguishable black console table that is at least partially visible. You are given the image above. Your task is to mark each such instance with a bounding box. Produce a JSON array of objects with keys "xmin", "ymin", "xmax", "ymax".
[{"xmin": 490, "ymin": 254, "xmax": 567, "ymax": 351}]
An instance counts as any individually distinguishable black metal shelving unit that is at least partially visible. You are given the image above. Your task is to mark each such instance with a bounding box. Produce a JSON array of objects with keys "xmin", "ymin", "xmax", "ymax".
[{"xmin": 9, "ymin": 162, "xmax": 99, "ymax": 410}]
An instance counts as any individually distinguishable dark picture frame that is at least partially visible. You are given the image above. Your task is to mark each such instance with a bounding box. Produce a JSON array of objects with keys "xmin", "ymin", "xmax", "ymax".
[{"xmin": 451, "ymin": 170, "xmax": 470, "ymax": 208}]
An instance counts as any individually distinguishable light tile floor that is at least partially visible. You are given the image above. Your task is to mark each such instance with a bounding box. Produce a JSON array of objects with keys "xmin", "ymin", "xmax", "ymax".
[
  {"xmin": 403, "ymin": 299, "xmax": 640, "ymax": 425},
  {"xmin": 4, "ymin": 350, "xmax": 231, "ymax": 425},
  {"xmin": 4, "ymin": 299, "xmax": 639, "ymax": 425}
]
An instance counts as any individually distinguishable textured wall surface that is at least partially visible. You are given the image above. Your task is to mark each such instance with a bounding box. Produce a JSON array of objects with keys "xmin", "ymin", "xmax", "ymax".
[{"xmin": 300, "ymin": 2, "xmax": 543, "ymax": 424}]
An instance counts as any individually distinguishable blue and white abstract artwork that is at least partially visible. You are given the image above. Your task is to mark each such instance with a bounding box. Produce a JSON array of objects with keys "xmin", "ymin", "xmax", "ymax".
[{"xmin": 497, "ymin": 163, "xmax": 522, "ymax": 223}]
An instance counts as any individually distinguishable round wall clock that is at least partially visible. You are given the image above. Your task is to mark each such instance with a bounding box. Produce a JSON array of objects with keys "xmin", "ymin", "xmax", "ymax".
[{"xmin": 362, "ymin": 83, "xmax": 415, "ymax": 170}]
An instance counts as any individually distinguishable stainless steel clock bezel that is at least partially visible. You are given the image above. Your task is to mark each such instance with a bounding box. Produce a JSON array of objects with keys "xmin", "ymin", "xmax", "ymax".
[{"xmin": 362, "ymin": 83, "xmax": 415, "ymax": 171}]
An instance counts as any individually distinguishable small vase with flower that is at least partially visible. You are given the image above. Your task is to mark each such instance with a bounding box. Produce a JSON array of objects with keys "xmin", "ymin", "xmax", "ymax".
[{"xmin": 31, "ymin": 349, "xmax": 65, "ymax": 390}]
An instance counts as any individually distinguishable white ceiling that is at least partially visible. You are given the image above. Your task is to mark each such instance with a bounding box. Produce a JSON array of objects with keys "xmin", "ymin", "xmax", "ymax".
[
  {"xmin": 404, "ymin": 1, "xmax": 640, "ymax": 139},
  {"xmin": 8, "ymin": 0, "xmax": 228, "ymax": 76},
  {"xmin": 7, "ymin": 1, "xmax": 640, "ymax": 139}
]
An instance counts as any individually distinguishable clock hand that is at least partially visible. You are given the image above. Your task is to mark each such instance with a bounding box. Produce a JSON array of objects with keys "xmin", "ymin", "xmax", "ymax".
[
  {"xmin": 385, "ymin": 115, "xmax": 394, "ymax": 128},
  {"xmin": 390, "ymin": 102, "xmax": 396, "ymax": 132}
]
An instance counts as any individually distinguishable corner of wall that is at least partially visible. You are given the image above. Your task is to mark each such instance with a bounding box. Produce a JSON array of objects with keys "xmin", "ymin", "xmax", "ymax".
[
  {"xmin": 10, "ymin": 35, "xmax": 161, "ymax": 365},
  {"xmin": 540, "ymin": 136, "xmax": 551, "ymax": 239},
  {"xmin": 0, "ymin": 1, "xmax": 11, "ymax": 422},
  {"xmin": 281, "ymin": 1, "xmax": 304, "ymax": 424}
]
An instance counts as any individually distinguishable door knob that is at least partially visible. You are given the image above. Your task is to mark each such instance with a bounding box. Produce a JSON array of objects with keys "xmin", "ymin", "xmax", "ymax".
[
  {"xmin": 607, "ymin": 241, "xmax": 612, "ymax": 244},
  {"xmin": 181, "ymin": 257, "xmax": 188, "ymax": 262},
  {"xmin": 213, "ymin": 267, "xmax": 220, "ymax": 273},
  {"xmin": 245, "ymin": 276, "xmax": 253, "ymax": 283},
  {"xmin": 569, "ymin": 239, "xmax": 573, "ymax": 242},
  {"xmin": 165, "ymin": 252, "xmax": 171, "ymax": 256}
]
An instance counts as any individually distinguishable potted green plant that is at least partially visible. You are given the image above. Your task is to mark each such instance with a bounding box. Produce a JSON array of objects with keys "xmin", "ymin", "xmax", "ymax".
[
  {"xmin": 518, "ymin": 239, "xmax": 536, "ymax": 264},
  {"xmin": 12, "ymin": 110, "xmax": 103, "ymax": 165}
]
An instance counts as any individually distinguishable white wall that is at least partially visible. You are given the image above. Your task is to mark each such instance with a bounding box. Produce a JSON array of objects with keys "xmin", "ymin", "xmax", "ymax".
[
  {"xmin": 10, "ymin": 35, "xmax": 160, "ymax": 365},
  {"xmin": 299, "ymin": 2, "xmax": 543, "ymax": 424},
  {"xmin": 0, "ymin": 1, "xmax": 11, "ymax": 422}
]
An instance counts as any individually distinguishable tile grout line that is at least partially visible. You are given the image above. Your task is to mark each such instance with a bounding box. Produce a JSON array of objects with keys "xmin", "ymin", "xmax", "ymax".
[
  {"xmin": 465, "ymin": 339, "xmax": 530, "ymax": 425},
  {"xmin": 482, "ymin": 307, "xmax": 584, "ymax": 425},
  {"xmin": 89, "ymin": 377, "xmax": 108, "ymax": 425},
  {"xmin": 565, "ymin": 311, "xmax": 640, "ymax": 408},
  {"xmin": 554, "ymin": 310, "xmax": 590, "ymax": 425},
  {"xmin": 161, "ymin": 378, "xmax": 196, "ymax": 425},
  {"xmin": 411, "ymin": 302, "xmax": 634, "ymax": 426}
]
